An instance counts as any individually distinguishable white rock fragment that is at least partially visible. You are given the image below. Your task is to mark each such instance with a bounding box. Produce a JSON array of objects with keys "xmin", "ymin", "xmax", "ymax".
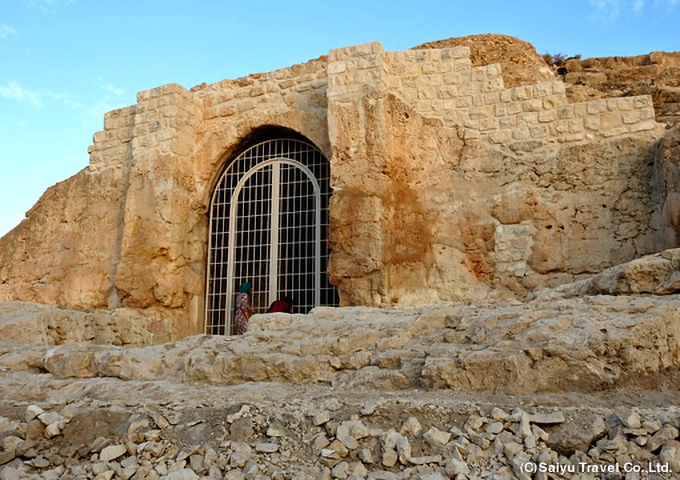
[
  {"xmin": 255, "ymin": 442, "xmax": 279, "ymax": 453},
  {"xmin": 100, "ymin": 444, "xmax": 127, "ymax": 462},
  {"xmin": 423, "ymin": 427, "xmax": 451, "ymax": 448},
  {"xmin": 38, "ymin": 411, "xmax": 65, "ymax": 426},
  {"xmin": 160, "ymin": 469, "xmax": 199, "ymax": 480},
  {"xmin": 400, "ymin": 416, "xmax": 422, "ymax": 436},
  {"xmin": 445, "ymin": 457, "xmax": 470, "ymax": 476},
  {"xmin": 25, "ymin": 405, "xmax": 44, "ymax": 423}
]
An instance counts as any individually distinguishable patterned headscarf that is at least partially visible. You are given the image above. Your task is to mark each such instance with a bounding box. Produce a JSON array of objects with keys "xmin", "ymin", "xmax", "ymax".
[{"xmin": 239, "ymin": 282, "xmax": 252, "ymax": 293}]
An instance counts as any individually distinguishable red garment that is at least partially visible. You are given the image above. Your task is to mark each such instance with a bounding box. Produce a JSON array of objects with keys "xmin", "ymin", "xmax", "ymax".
[{"xmin": 267, "ymin": 300, "xmax": 292, "ymax": 313}]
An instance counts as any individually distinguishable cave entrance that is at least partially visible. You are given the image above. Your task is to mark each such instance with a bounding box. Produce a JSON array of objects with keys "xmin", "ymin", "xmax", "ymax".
[{"xmin": 205, "ymin": 138, "xmax": 338, "ymax": 334}]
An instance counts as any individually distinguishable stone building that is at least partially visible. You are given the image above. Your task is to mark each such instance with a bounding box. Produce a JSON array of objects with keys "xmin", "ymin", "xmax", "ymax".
[{"xmin": 0, "ymin": 35, "xmax": 676, "ymax": 339}]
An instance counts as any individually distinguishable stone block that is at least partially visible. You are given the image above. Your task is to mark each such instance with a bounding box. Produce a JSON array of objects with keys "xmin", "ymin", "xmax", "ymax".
[
  {"xmin": 538, "ymin": 110, "xmax": 557, "ymax": 123},
  {"xmin": 622, "ymin": 111, "xmax": 641, "ymax": 124},
  {"xmin": 630, "ymin": 120, "xmax": 657, "ymax": 132},
  {"xmin": 511, "ymin": 85, "xmax": 532, "ymax": 101},
  {"xmin": 522, "ymin": 99, "xmax": 543, "ymax": 112},
  {"xmin": 478, "ymin": 91, "xmax": 497, "ymax": 106}
]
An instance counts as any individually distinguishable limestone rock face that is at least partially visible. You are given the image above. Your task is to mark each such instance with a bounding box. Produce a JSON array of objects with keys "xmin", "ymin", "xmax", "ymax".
[
  {"xmin": 3, "ymin": 249, "xmax": 680, "ymax": 395},
  {"xmin": 656, "ymin": 126, "xmax": 680, "ymax": 245},
  {"xmin": 0, "ymin": 301, "xmax": 172, "ymax": 346}
]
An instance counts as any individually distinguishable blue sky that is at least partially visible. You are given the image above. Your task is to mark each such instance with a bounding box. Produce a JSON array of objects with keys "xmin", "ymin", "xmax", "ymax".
[{"xmin": 0, "ymin": 0, "xmax": 678, "ymax": 237}]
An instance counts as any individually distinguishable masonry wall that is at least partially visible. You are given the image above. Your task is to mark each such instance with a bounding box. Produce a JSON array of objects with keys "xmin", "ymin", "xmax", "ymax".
[
  {"xmin": 326, "ymin": 42, "xmax": 667, "ymax": 305},
  {"xmin": 0, "ymin": 40, "xmax": 672, "ymax": 337}
]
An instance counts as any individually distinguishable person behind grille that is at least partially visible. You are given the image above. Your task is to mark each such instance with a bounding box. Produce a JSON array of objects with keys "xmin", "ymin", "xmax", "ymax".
[
  {"xmin": 234, "ymin": 282, "xmax": 253, "ymax": 335},
  {"xmin": 267, "ymin": 296, "xmax": 294, "ymax": 314}
]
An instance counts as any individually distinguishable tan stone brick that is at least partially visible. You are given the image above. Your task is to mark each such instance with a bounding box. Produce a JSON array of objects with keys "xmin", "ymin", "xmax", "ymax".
[
  {"xmin": 552, "ymin": 82, "xmax": 566, "ymax": 94},
  {"xmin": 463, "ymin": 128, "xmax": 480, "ymax": 139},
  {"xmin": 450, "ymin": 46, "xmax": 470, "ymax": 59},
  {"xmin": 532, "ymin": 82, "xmax": 553, "ymax": 97},
  {"xmin": 543, "ymin": 95, "xmax": 567, "ymax": 110},
  {"xmin": 469, "ymin": 106, "xmax": 493, "ymax": 119},
  {"xmin": 630, "ymin": 120, "xmax": 657, "ymax": 132},
  {"xmin": 500, "ymin": 90, "xmax": 512, "ymax": 103},
  {"xmin": 454, "ymin": 59, "xmax": 472, "ymax": 72},
  {"xmin": 559, "ymin": 132, "xmax": 586, "ymax": 143},
  {"xmin": 600, "ymin": 112, "xmax": 621, "ymax": 129},
  {"xmin": 587, "ymin": 100, "xmax": 606, "ymax": 114},
  {"xmin": 584, "ymin": 115, "xmax": 601, "ymax": 130},
  {"xmin": 456, "ymin": 96, "xmax": 473, "ymax": 108},
  {"xmin": 512, "ymin": 86, "xmax": 532, "ymax": 101},
  {"xmin": 482, "ymin": 78, "xmax": 504, "ymax": 92},
  {"xmin": 523, "ymin": 99, "xmax": 543, "ymax": 113},
  {"xmin": 328, "ymin": 63, "xmax": 347, "ymax": 75},
  {"xmin": 530, "ymin": 125, "xmax": 548, "ymax": 139},
  {"xmin": 574, "ymin": 104, "xmax": 588, "ymax": 118},
  {"xmin": 418, "ymin": 87, "xmax": 437, "ymax": 100},
  {"xmin": 622, "ymin": 111, "xmax": 641, "ymax": 124},
  {"xmin": 495, "ymin": 104, "xmax": 507, "ymax": 117},
  {"xmin": 479, "ymin": 117, "xmax": 499, "ymax": 131},
  {"xmin": 606, "ymin": 98, "xmax": 619, "ymax": 111},
  {"xmin": 499, "ymin": 116, "xmax": 514, "ymax": 128},
  {"xmin": 507, "ymin": 102, "xmax": 522, "ymax": 115},
  {"xmin": 538, "ymin": 110, "xmax": 557, "ymax": 123},
  {"xmin": 517, "ymin": 112, "xmax": 538, "ymax": 128},
  {"xmin": 567, "ymin": 119, "xmax": 584, "ymax": 133},
  {"xmin": 443, "ymin": 72, "xmax": 462, "ymax": 84},
  {"xmin": 634, "ymin": 96, "xmax": 651, "ymax": 108},
  {"xmin": 484, "ymin": 92, "xmax": 500, "ymax": 105},
  {"xmin": 421, "ymin": 63, "xmax": 438, "ymax": 75},
  {"xmin": 489, "ymin": 129, "xmax": 513, "ymax": 144},
  {"xmin": 602, "ymin": 126, "xmax": 629, "ymax": 137},
  {"xmin": 512, "ymin": 128, "xmax": 530, "ymax": 140},
  {"xmin": 557, "ymin": 106, "xmax": 574, "ymax": 119},
  {"xmin": 617, "ymin": 97, "xmax": 634, "ymax": 111},
  {"xmin": 439, "ymin": 85, "xmax": 458, "ymax": 99},
  {"xmin": 464, "ymin": 119, "xmax": 480, "ymax": 129}
]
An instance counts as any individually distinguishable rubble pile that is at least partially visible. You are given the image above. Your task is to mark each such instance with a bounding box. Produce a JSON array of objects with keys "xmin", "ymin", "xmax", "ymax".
[{"xmin": 1, "ymin": 398, "xmax": 679, "ymax": 480}]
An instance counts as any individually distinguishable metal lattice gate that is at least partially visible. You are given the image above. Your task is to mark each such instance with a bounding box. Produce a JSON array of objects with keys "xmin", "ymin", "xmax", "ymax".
[{"xmin": 205, "ymin": 138, "xmax": 338, "ymax": 335}]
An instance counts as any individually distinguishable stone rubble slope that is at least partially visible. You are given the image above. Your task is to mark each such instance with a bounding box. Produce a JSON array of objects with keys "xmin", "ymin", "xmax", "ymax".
[{"xmin": 0, "ymin": 383, "xmax": 679, "ymax": 479}]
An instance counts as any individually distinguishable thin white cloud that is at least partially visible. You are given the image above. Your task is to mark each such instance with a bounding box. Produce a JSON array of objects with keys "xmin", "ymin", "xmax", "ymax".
[
  {"xmin": 0, "ymin": 82, "xmax": 85, "ymax": 108},
  {"xmin": 26, "ymin": 0, "xmax": 75, "ymax": 13},
  {"xmin": 101, "ymin": 83, "xmax": 123, "ymax": 96},
  {"xmin": 0, "ymin": 24, "xmax": 17, "ymax": 38},
  {"xmin": 46, "ymin": 91, "xmax": 82, "ymax": 108},
  {"xmin": 0, "ymin": 82, "xmax": 43, "ymax": 106},
  {"xmin": 589, "ymin": 0, "xmax": 678, "ymax": 21}
]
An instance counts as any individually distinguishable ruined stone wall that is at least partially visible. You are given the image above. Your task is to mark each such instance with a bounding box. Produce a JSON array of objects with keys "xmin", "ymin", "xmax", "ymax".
[
  {"xmin": 0, "ymin": 38, "xmax": 674, "ymax": 334},
  {"xmin": 327, "ymin": 42, "xmax": 667, "ymax": 306}
]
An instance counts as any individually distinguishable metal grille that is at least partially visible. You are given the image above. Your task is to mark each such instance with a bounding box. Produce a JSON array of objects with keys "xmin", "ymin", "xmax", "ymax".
[{"xmin": 205, "ymin": 138, "xmax": 338, "ymax": 335}]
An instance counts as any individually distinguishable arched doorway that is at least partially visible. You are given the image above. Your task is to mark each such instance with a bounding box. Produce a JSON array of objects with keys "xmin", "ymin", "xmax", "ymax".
[{"xmin": 205, "ymin": 137, "xmax": 338, "ymax": 334}]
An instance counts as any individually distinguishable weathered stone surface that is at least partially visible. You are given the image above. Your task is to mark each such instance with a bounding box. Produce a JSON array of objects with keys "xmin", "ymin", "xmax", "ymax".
[
  {"xmin": 1, "ymin": 256, "xmax": 680, "ymax": 396},
  {"xmin": 0, "ymin": 301, "xmax": 171, "ymax": 346},
  {"xmin": 545, "ymin": 414, "xmax": 607, "ymax": 455}
]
